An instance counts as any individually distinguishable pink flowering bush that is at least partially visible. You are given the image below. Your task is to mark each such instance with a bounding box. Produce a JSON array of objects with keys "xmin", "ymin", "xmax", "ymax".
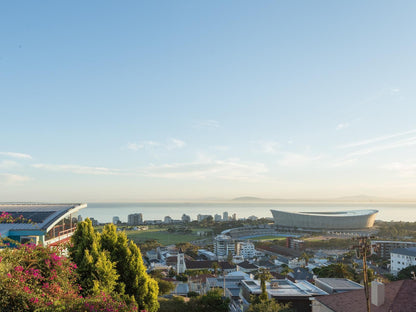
[{"xmin": 0, "ymin": 243, "xmax": 137, "ymax": 311}]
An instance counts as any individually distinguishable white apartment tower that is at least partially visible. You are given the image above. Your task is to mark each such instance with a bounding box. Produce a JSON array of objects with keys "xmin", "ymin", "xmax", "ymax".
[{"xmin": 214, "ymin": 234, "xmax": 235, "ymax": 259}]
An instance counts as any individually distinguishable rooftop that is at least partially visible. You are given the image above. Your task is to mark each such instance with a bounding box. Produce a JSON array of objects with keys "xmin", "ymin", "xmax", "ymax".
[
  {"xmin": 0, "ymin": 203, "xmax": 86, "ymax": 236},
  {"xmin": 315, "ymin": 278, "xmax": 364, "ymax": 291},
  {"xmin": 391, "ymin": 247, "xmax": 416, "ymax": 257},
  {"xmin": 242, "ymin": 279, "xmax": 327, "ymax": 297},
  {"xmin": 314, "ymin": 280, "xmax": 416, "ymax": 312}
]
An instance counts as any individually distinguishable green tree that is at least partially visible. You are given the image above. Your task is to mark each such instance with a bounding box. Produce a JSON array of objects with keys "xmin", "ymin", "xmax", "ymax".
[
  {"xmin": 101, "ymin": 223, "xmax": 159, "ymax": 312},
  {"xmin": 188, "ymin": 288, "xmax": 230, "ymax": 312},
  {"xmin": 69, "ymin": 218, "xmax": 118, "ymax": 296},
  {"xmin": 254, "ymin": 268, "xmax": 272, "ymax": 302},
  {"xmin": 157, "ymin": 279, "xmax": 176, "ymax": 295},
  {"xmin": 280, "ymin": 264, "xmax": 293, "ymax": 276},
  {"xmin": 397, "ymin": 265, "xmax": 416, "ymax": 280},
  {"xmin": 299, "ymin": 252, "xmax": 310, "ymax": 267},
  {"xmin": 313, "ymin": 263, "xmax": 356, "ymax": 280},
  {"xmin": 247, "ymin": 298, "xmax": 292, "ymax": 312}
]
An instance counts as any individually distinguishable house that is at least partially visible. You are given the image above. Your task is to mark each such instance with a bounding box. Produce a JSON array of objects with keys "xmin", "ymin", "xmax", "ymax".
[
  {"xmin": 314, "ymin": 278, "xmax": 363, "ymax": 294},
  {"xmin": 287, "ymin": 267, "xmax": 314, "ymax": 282},
  {"xmin": 312, "ymin": 280, "xmax": 416, "ymax": 312},
  {"xmin": 0, "ymin": 203, "xmax": 86, "ymax": 246},
  {"xmin": 236, "ymin": 260, "xmax": 258, "ymax": 273},
  {"xmin": 241, "ymin": 278, "xmax": 328, "ymax": 312}
]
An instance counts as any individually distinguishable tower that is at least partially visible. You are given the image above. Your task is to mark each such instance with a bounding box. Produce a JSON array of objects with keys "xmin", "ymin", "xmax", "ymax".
[{"xmin": 177, "ymin": 248, "xmax": 186, "ymax": 274}]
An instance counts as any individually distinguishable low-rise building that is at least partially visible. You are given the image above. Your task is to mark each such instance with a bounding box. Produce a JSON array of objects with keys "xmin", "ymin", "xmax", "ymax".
[
  {"xmin": 236, "ymin": 241, "xmax": 256, "ymax": 259},
  {"xmin": 371, "ymin": 240, "xmax": 416, "ymax": 259},
  {"xmin": 241, "ymin": 279, "xmax": 327, "ymax": 312},
  {"xmin": 314, "ymin": 278, "xmax": 363, "ymax": 294},
  {"xmin": 390, "ymin": 247, "xmax": 416, "ymax": 275}
]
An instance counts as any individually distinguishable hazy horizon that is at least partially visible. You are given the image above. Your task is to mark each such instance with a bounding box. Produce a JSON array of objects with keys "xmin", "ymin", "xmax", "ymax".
[{"xmin": 1, "ymin": 2, "xmax": 416, "ymax": 202}]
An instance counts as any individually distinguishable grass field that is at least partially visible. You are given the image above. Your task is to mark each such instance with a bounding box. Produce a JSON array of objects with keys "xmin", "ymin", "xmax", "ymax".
[
  {"xmin": 126, "ymin": 228, "xmax": 213, "ymax": 245},
  {"xmin": 251, "ymin": 235, "xmax": 287, "ymax": 241}
]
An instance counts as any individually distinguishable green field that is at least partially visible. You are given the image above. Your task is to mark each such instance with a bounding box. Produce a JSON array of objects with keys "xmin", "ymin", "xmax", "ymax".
[
  {"xmin": 251, "ymin": 235, "xmax": 287, "ymax": 241},
  {"xmin": 126, "ymin": 228, "xmax": 212, "ymax": 245}
]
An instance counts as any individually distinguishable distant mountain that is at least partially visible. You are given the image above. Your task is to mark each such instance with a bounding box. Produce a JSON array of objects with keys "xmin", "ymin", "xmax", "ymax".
[{"xmin": 232, "ymin": 196, "xmax": 265, "ymax": 201}]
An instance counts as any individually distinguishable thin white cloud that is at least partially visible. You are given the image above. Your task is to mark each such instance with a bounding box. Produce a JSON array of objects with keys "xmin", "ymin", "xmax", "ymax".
[
  {"xmin": 143, "ymin": 159, "xmax": 267, "ymax": 181},
  {"xmin": 346, "ymin": 135, "xmax": 416, "ymax": 158},
  {"xmin": 33, "ymin": 164, "xmax": 124, "ymax": 176},
  {"xmin": 0, "ymin": 173, "xmax": 31, "ymax": 184},
  {"xmin": 257, "ymin": 140, "xmax": 280, "ymax": 154},
  {"xmin": 339, "ymin": 129, "xmax": 416, "ymax": 149},
  {"xmin": 336, "ymin": 122, "xmax": 350, "ymax": 131},
  {"xmin": 0, "ymin": 160, "xmax": 20, "ymax": 169},
  {"xmin": 127, "ymin": 139, "xmax": 185, "ymax": 151},
  {"xmin": 0, "ymin": 152, "xmax": 32, "ymax": 159},
  {"xmin": 192, "ymin": 120, "xmax": 220, "ymax": 128},
  {"xmin": 167, "ymin": 138, "xmax": 186, "ymax": 150}
]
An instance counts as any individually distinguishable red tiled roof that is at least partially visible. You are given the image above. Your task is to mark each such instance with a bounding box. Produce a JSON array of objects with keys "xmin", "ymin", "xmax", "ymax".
[{"xmin": 314, "ymin": 280, "xmax": 416, "ymax": 312}]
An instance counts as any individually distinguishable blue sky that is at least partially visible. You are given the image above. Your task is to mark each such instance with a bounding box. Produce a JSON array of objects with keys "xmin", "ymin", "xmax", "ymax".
[{"xmin": 1, "ymin": 1, "xmax": 416, "ymax": 202}]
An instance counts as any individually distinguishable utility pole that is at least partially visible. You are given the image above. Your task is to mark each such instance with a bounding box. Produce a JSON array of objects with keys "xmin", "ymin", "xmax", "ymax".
[{"xmin": 352, "ymin": 236, "xmax": 377, "ymax": 312}]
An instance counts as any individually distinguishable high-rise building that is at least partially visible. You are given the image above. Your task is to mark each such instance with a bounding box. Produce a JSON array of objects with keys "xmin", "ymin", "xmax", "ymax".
[
  {"xmin": 232, "ymin": 213, "xmax": 237, "ymax": 221},
  {"xmin": 223, "ymin": 211, "xmax": 229, "ymax": 222},
  {"xmin": 214, "ymin": 214, "xmax": 222, "ymax": 222},
  {"xmin": 128, "ymin": 213, "xmax": 143, "ymax": 225},
  {"xmin": 164, "ymin": 216, "xmax": 173, "ymax": 223},
  {"xmin": 197, "ymin": 214, "xmax": 211, "ymax": 222},
  {"xmin": 214, "ymin": 234, "xmax": 235, "ymax": 259},
  {"xmin": 112, "ymin": 216, "xmax": 120, "ymax": 224}
]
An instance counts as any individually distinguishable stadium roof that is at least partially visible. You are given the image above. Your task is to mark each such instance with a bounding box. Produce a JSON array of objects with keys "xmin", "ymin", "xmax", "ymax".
[{"xmin": 0, "ymin": 203, "xmax": 86, "ymax": 236}]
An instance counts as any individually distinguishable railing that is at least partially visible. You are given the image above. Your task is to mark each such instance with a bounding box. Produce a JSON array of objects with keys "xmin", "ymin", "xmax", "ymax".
[{"xmin": 45, "ymin": 226, "xmax": 77, "ymax": 246}]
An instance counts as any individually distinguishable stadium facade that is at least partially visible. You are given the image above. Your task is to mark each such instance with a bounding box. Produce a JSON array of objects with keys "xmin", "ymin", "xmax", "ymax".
[{"xmin": 270, "ymin": 209, "xmax": 378, "ymax": 230}]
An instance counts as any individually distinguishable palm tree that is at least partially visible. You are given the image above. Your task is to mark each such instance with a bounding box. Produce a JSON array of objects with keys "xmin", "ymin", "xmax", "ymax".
[
  {"xmin": 280, "ymin": 264, "xmax": 293, "ymax": 276},
  {"xmin": 299, "ymin": 252, "xmax": 310, "ymax": 267}
]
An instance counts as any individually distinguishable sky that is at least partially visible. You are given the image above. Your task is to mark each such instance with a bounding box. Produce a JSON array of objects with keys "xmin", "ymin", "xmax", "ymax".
[{"xmin": 1, "ymin": 1, "xmax": 416, "ymax": 202}]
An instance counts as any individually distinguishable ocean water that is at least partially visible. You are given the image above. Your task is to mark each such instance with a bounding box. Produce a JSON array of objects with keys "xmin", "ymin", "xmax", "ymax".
[{"xmin": 79, "ymin": 202, "xmax": 416, "ymax": 224}]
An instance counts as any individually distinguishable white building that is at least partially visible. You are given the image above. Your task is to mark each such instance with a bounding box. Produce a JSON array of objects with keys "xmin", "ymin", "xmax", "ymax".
[
  {"xmin": 223, "ymin": 211, "xmax": 229, "ymax": 222},
  {"xmin": 197, "ymin": 214, "xmax": 211, "ymax": 222},
  {"xmin": 214, "ymin": 234, "xmax": 235, "ymax": 259},
  {"xmin": 236, "ymin": 241, "xmax": 256, "ymax": 259},
  {"xmin": 214, "ymin": 214, "xmax": 222, "ymax": 222},
  {"xmin": 127, "ymin": 213, "xmax": 143, "ymax": 225},
  {"xmin": 164, "ymin": 216, "xmax": 173, "ymax": 224},
  {"xmin": 390, "ymin": 247, "xmax": 416, "ymax": 275}
]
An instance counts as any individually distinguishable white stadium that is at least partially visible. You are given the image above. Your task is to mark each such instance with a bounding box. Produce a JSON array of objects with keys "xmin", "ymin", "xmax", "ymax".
[{"xmin": 270, "ymin": 209, "xmax": 378, "ymax": 230}]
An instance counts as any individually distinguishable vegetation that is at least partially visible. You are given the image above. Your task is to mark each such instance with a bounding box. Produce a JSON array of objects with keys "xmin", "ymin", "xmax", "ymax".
[
  {"xmin": 0, "ymin": 243, "xmax": 136, "ymax": 311},
  {"xmin": 69, "ymin": 219, "xmax": 159, "ymax": 312},
  {"xmin": 313, "ymin": 263, "xmax": 357, "ymax": 280},
  {"xmin": 376, "ymin": 221, "xmax": 416, "ymax": 239},
  {"xmin": 158, "ymin": 289, "xmax": 230, "ymax": 312},
  {"xmin": 397, "ymin": 265, "xmax": 416, "ymax": 280},
  {"xmin": 247, "ymin": 299, "xmax": 292, "ymax": 312}
]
